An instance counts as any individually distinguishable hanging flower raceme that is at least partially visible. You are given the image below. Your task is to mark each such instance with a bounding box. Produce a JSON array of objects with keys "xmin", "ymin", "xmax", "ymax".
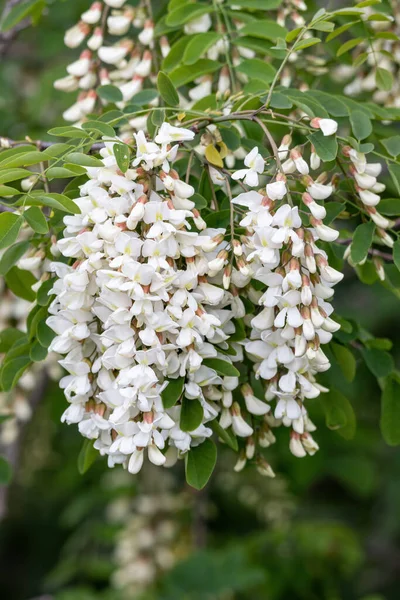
[
  {"xmin": 56, "ymin": 0, "xmax": 168, "ymax": 127},
  {"xmin": 46, "ymin": 124, "xmax": 239, "ymax": 475},
  {"xmin": 228, "ymin": 141, "xmax": 343, "ymax": 462}
]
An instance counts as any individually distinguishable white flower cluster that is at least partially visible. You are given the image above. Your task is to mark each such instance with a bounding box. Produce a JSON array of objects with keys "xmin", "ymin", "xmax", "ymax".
[
  {"xmin": 56, "ymin": 0, "xmax": 167, "ymax": 126},
  {"xmin": 342, "ymin": 146, "xmax": 394, "ymax": 240},
  {"xmin": 228, "ymin": 142, "xmax": 343, "ymax": 460},
  {"xmin": 46, "ymin": 123, "xmax": 239, "ymax": 475}
]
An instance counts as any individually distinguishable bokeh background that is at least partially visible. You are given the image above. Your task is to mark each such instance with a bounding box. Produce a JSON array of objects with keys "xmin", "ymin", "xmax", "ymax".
[{"xmin": 0, "ymin": 1, "xmax": 400, "ymax": 599}]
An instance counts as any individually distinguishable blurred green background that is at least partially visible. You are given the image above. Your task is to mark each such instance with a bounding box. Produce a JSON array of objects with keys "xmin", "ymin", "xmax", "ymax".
[{"xmin": 0, "ymin": 1, "xmax": 400, "ymax": 599}]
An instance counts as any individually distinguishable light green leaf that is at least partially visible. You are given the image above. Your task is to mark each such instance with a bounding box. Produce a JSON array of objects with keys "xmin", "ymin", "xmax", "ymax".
[
  {"xmin": 393, "ymin": 239, "xmax": 400, "ymax": 272},
  {"xmin": 381, "ymin": 135, "xmax": 400, "ymax": 157},
  {"xmin": 350, "ymin": 110, "xmax": 372, "ymax": 140},
  {"xmin": 169, "ymin": 59, "xmax": 221, "ymax": 87},
  {"xmin": 166, "ymin": 4, "xmax": 212, "ymax": 27},
  {"xmin": 113, "ymin": 144, "xmax": 131, "ymax": 173},
  {"xmin": 375, "ymin": 67, "xmax": 393, "ymax": 92},
  {"xmin": 0, "ymin": 213, "xmax": 23, "ymax": 250},
  {"xmin": 97, "ymin": 84, "xmax": 123, "ymax": 103},
  {"xmin": 0, "ymin": 328, "xmax": 25, "ymax": 353},
  {"xmin": 185, "ymin": 438, "xmax": 217, "ymax": 490},
  {"xmin": 240, "ymin": 20, "xmax": 287, "ymax": 41},
  {"xmin": 0, "ymin": 0, "xmax": 42, "ymax": 32},
  {"xmin": 78, "ymin": 439, "xmax": 98, "ymax": 474},
  {"xmin": 294, "ymin": 37, "xmax": 321, "ymax": 51},
  {"xmin": 0, "ymin": 168, "xmax": 34, "ymax": 185},
  {"xmin": 24, "ymin": 206, "xmax": 48, "ymax": 233},
  {"xmin": 65, "ymin": 152, "xmax": 104, "ymax": 168},
  {"xmin": 235, "ymin": 58, "xmax": 276, "ymax": 83},
  {"xmin": 351, "ymin": 221, "xmax": 375, "ymax": 264},
  {"xmin": 0, "ymin": 241, "xmax": 30, "ymax": 276},
  {"xmin": 337, "ymin": 37, "xmax": 364, "ymax": 56},
  {"xmin": 157, "ymin": 71, "xmax": 180, "ymax": 106},
  {"xmin": 183, "ymin": 32, "xmax": 221, "ymax": 65}
]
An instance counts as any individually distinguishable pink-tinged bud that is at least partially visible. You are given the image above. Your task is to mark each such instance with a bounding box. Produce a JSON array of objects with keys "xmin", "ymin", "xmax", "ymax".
[
  {"xmin": 246, "ymin": 436, "xmax": 255, "ymax": 460},
  {"xmin": 290, "ymin": 147, "xmax": 309, "ymax": 175},
  {"xmin": 223, "ymin": 264, "xmax": 232, "ymax": 290},
  {"xmin": 290, "ymin": 431, "xmax": 307, "ymax": 457},
  {"xmin": 88, "ymin": 27, "xmax": 103, "ymax": 51},
  {"xmin": 377, "ymin": 228, "xmax": 394, "ymax": 248},
  {"xmin": 233, "ymin": 450, "xmax": 247, "ymax": 472},
  {"xmin": 160, "ymin": 36, "xmax": 171, "ymax": 58},
  {"xmin": 64, "ymin": 22, "xmax": 90, "ymax": 48},
  {"xmin": 232, "ymin": 239, "xmax": 243, "ymax": 256},
  {"xmin": 231, "ymin": 402, "xmax": 254, "ymax": 437}
]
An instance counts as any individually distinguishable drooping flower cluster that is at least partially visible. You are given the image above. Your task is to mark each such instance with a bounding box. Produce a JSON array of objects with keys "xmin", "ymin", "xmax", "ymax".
[
  {"xmin": 56, "ymin": 0, "xmax": 166, "ymax": 127},
  {"xmin": 227, "ymin": 137, "xmax": 343, "ymax": 460},
  {"xmin": 46, "ymin": 123, "xmax": 239, "ymax": 475}
]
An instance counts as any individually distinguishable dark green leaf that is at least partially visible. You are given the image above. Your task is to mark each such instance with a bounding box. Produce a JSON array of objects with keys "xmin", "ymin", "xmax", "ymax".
[
  {"xmin": 351, "ymin": 221, "xmax": 375, "ymax": 264},
  {"xmin": 361, "ymin": 347, "xmax": 394, "ymax": 378},
  {"xmin": 97, "ymin": 84, "xmax": 123, "ymax": 103},
  {"xmin": 162, "ymin": 377, "xmax": 185, "ymax": 409},
  {"xmin": 185, "ymin": 438, "xmax": 217, "ymax": 490},
  {"xmin": 332, "ymin": 343, "xmax": 356, "ymax": 382},
  {"xmin": 0, "ymin": 457, "xmax": 12, "ymax": 485},
  {"xmin": 381, "ymin": 135, "xmax": 400, "ymax": 157},
  {"xmin": 0, "ymin": 241, "xmax": 30, "ymax": 276},
  {"xmin": 180, "ymin": 397, "xmax": 204, "ymax": 432},
  {"xmin": 202, "ymin": 358, "xmax": 240, "ymax": 377},
  {"xmin": 210, "ymin": 420, "xmax": 238, "ymax": 451},
  {"xmin": 381, "ymin": 375, "xmax": 400, "ymax": 446},
  {"xmin": 308, "ymin": 131, "xmax": 338, "ymax": 161},
  {"xmin": 350, "ymin": 110, "xmax": 372, "ymax": 140},
  {"xmin": 320, "ymin": 388, "xmax": 356, "ymax": 440},
  {"xmin": 5, "ymin": 267, "xmax": 36, "ymax": 301},
  {"xmin": 183, "ymin": 32, "xmax": 221, "ymax": 65}
]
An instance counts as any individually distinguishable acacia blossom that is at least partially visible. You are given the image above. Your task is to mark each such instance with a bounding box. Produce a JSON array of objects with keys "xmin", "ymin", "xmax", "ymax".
[{"xmin": 46, "ymin": 124, "xmax": 242, "ymax": 475}]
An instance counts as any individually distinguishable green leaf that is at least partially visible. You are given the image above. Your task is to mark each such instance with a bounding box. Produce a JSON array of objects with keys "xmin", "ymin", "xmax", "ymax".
[
  {"xmin": 240, "ymin": 20, "xmax": 287, "ymax": 40},
  {"xmin": 388, "ymin": 163, "xmax": 400, "ymax": 196},
  {"xmin": 162, "ymin": 36, "xmax": 192, "ymax": 71},
  {"xmin": 0, "ymin": 328, "xmax": 25, "ymax": 353},
  {"xmin": 157, "ymin": 71, "xmax": 180, "ymax": 107},
  {"xmin": 321, "ymin": 388, "xmax": 356, "ymax": 440},
  {"xmin": 225, "ymin": 0, "xmax": 282, "ymax": 7},
  {"xmin": 0, "ymin": 168, "xmax": 34, "ymax": 185},
  {"xmin": 166, "ymin": 4, "xmax": 212, "ymax": 27},
  {"xmin": 393, "ymin": 239, "xmax": 400, "ymax": 272},
  {"xmin": 361, "ymin": 347, "xmax": 394, "ymax": 378},
  {"xmin": 183, "ymin": 32, "xmax": 221, "ymax": 65},
  {"xmin": 351, "ymin": 221, "xmax": 375, "ymax": 264},
  {"xmin": 5, "ymin": 267, "xmax": 36, "ymax": 301},
  {"xmin": 169, "ymin": 59, "xmax": 221, "ymax": 87},
  {"xmin": 332, "ymin": 343, "xmax": 356, "ymax": 382},
  {"xmin": 209, "ymin": 420, "xmax": 238, "ymax": 451},
  {"xmin": 0, "ymin": 457, "xmax": 12, "ymax": 485},
  {"xmin": 30, "ymin": 341, "xmax": 48, "ymax": 362},
  {"xmin": 1, "ymin": 354, "xmax": 31, "ymax": 391},
  {"xmin": 161, "ymin": 377, "xmax": 185, "ymax": 409},
  {"xmin": 37, "ymin": 278, "xmax": 55, "ymax": 306},
  {"xmin": 31, "ymin": 193, "xmax": 80, "ymax": 214},
  {"xmin": 0, "ymin": 151, "xmax": 51, "ymax": 168},
  {"xmin": 337, "ymin": 37, "xmax": 364, "ymax": 56},
  {"xmin": 113, "ymin": 144, "xmax": 131, "ymax": 173},
  {"xmin": 0, "ymin": 241, "xmax": 30, "ymax": 276},
  {"xmin": 180, "ymin": 397, "xmax": 204, "ymax": 432},
  {"xmin": 48, "ymin": 126, "xmax": 90, "ymax": 139},
  {"xmin": 191, "ymin": 193, "xmax": 208, "ymax": 209},
  {"xmin": 24, "ymin": 206, "xmax": 48, "ymax": 233},
  {"xmin": 65, "ymin": 152, "xmax": 104, "ymax": 168},
  {"xmin": 375, "ymin": 67, "xmax": 393, "ymax": 92},
  {"xmin": 81, "ymin": 120, "xmax": 115, "ymax": 138},
  {"xmin": 0, "ymin": 213, "xmax": 23, "ymax": 250},
  {"xmin": 350, "ymin": 110, "xmax": 372, "ymax": 140},
  {"xmin": 293, "ymin": 37, "xmax": 321, "ymax": 51},
  {"xmin": 128, "ymin": 89, "xmax": 159, "ymax": 106},
  {"xmin": 381, "ymin": 375, "xmax": 400, "ymax": 446},
  {"xmin": 202, "ymin": 358, "xmax": 240, "ymax": 377},
  {"xmin": 0, "ymin": 0, "xmax": 42, "ymax": 32},
  {"xmin": 308, "ymin": 131, "xmax": 338, "ymax": 161},
  {"xmin": 379, "ymin": 198, "xmax": 400, "ymax": 215},
  {"xmin": 312, "ymin": 20, "xmax": 335, "ymax": 32},
  {"xmin": 77, "ymin": 439, "xmax": 98, "ymax": 475},
  {"xmin": 97, "ymin": 84, "xmax": 123, "ymax": 103},
  {"xmin": 326, "ymin": 22, "xmax": 358, "ymax": 42},
  {"xmin": 0, "ymin": 185, "xmax": 20, "ymax": 198},
  {"xmin": 381, "ymin": 135, "xmax": 400, "ymax": 157},
  {"xmin": 185, "ymin": 438, "xmax": 217, "ymax": 490},
  {"xmin": 236, "ymin": 58, "xmax": 276, "ymax": 83},
  {"xmin": 324, "ymin": 202, "xmax": 345, "ymax": 224},
  {"xmin": 36, "ymin": 320, "xmax": 56, "ymax": 348},
  {"xmin": 46, "ymin": 167, "xmax": 80, "ymax": 179}
]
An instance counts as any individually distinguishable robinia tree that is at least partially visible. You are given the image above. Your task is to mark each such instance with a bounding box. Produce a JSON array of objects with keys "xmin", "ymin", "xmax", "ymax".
[{"xmin": 0, "ymin": 0, "xmax": 400, "ymax": 490}]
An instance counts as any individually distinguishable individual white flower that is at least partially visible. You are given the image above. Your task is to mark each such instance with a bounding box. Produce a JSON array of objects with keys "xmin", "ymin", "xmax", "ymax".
[
  {"xmin": 310, "ymin": 117, "xmax": 338, "ymax": 136},
  {"xmin": 232, "ymin": 147, "xmax": 265, "ymax": 187}
]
